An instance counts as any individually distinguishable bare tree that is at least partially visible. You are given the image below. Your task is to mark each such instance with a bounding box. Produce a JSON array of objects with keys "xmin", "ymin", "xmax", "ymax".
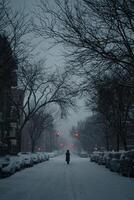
[
  {"xmin": 11, "ymin": 61, "xmax": 78, "ymax": 151},
  {"xmin": 0, "ymin": 0, "xmax": 31, "ymax": 60},
  {"xmin": 34, "ymin": 0, "xmax": 134, "ymax": 85},
  {"xmin": 27, "ymin": 109, "xmax": 54, "ymax": 152}
]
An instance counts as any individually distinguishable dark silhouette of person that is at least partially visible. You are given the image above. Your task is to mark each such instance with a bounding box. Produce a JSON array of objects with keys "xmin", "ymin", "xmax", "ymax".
[{"xmin": 65, "ymin": 149, "xmax": 70, "ymax": 164}]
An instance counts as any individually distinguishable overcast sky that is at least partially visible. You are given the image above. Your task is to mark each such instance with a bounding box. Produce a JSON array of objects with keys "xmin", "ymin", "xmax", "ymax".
[{"xmin": 10, "ymin": 0, "xmax": 91, "ymax": 137}]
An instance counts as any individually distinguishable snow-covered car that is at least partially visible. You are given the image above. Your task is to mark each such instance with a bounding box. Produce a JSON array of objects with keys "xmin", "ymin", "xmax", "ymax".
[
  {"xmin": 105, "ymin": 152, "xmax": 113, "ymax": 168},
  {"xmin": 48, "ymin": 151, "xmax": 59, "ymax": 158},
  {"xmin": 102, "ymin": 152, "xmax": 110, "ymax": 165},
  {"xmin": 90, "ymin": 151, "xmax": 101, "ymax": 162},
  {"xmin": 119, "ymin": 150, "xmax": 134, "ymax": 177},
  {"xmin": 47, "ymin": 152, "xmax": 56, "ymax": 158},
  {"xmin": 0, "ymin": 156, "xmax": 9, "ymax": 166},
  {"xmin": 34, "ymin": 152, "xmax": 43, "ymax": 162},
  {"xmin": 0, "ymin": 156, "xmax": 10, "ymax": 177},
  {"xmin": 79, "ymin": 152, "xmax": 89, "ymax": 158},
  {"xmin": 43, "ymin": 152, "xmax": 49, "ymax": 161},
  {"xmin": 39, "ymin": 152, "xmax": 46, "ymax": 161},
  {"xmin": 18, "ymin": 152, "xmax": 33, "ymax": 167},
  {"xmin": 90, "ymin": 152, "xmax": 96, "ymax": 162},
  {"xmin": 1, "ymin": 156, "xmax": 18, "ymax": 176},
  {"xmin": 31, "ymin": 153, "xmax": 40, "ymax": 164},
  {"xmin": 98, "ymin": 152, "xmax": 105, "ymax": 165},
  {"xmin": 15, "ymin": 156, "xmax": 25, "ymax": 171},
  {"xmin": 109, "ymin": 152, "xmax": 122, "ymax": 172}
]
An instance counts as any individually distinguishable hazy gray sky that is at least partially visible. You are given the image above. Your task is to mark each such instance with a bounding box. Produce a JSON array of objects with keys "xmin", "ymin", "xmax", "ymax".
[{"xmin": 10, "ymin": 0, "xmax": 91, "ymax": 137}]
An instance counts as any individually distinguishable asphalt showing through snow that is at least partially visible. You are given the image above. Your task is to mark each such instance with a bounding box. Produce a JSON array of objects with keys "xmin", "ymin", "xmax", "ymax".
[{"xmin": 0, "ymin": 154, "xmax": 134, "ymax": 200}]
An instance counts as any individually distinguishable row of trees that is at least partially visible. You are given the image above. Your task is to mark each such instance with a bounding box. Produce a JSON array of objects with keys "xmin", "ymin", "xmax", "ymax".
[
  {"xmin": 86, "ymin": 73, "xmax": 134, "ymax": 151},
  {"xmin": 34, "ymin": 0, "xmax": 134, "ymax": 151},
  {"xmin": 0, "ymin": 0, "xmax": 78, "ymax": 153},
  {"xmin": 1, "ymin": 0, "xmax": 134, "ymax": 152},
  {"xmin": 70, "ymin": 115, "xmax": 105, "ymax": 153}
]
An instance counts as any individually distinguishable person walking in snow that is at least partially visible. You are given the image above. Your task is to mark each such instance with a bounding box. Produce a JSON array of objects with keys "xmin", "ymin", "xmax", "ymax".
[{"xmin": 65, "ymin": 149, "xmax": 70, "ymax": 164}]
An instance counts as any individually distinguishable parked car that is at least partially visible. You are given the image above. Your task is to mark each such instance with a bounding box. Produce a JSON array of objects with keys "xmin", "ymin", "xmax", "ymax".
[
  {"xmin": 31, "ymin": 153, "xmax": 40, "ymax": 164},
  {"xmin": 43, "ymin": 152, "xmax": 49, "ymax": 161},
  {"xmin": 18, "ymin": 152, "xmax": 33, "ymax": 167},
  {"xmin": 119, "ymin": 150, "xmax": 134, "ymax": 177},
  {"xmin": 102, "ymin": 152, "xmax": 110, "ymax": 165},
  {"xmin": 35, "ymin": 152, "xmax": 43, "ymax": 162},
  {"xmin": 98, "ymin": 152, "xmax": 105, "ymax": 165},
  {"xmin": 47, "ymin": 152, "xmax": 56, "ymax": 158},
  {"xmin": 90, "ymin": 151, "xmax": 101, "ymax": 162},
  {"xmin": 15, "ymin": 156, "xmax": 24, "ymax": 171},
  {"xmin": 39, "ymin": 152, "xmax": 46, "ymax": 162},
  {"xmin": 1, "ymin": 156, "xmax": 18, "ymax": 177},
  {"xmin": 109, "ymin": 152, "xmax": 122, "ymax": 172},
  {"xmin": 105, "ymin": 152, "xmax": 114, "ymax": 168},
  {"xmin": 0, "ymin": 156, "xmax": 9, "ymax": 167},
  {"xmin": 0, "ymin": 156, "xmax": 10, "ymax": 177},
  {"xmin": 79, "ymin": 152, "xmax": 89, "ymax": 158},
  {"xmin": 95, "ymin": 152, "xmax": 103, "ymax": 163},
  {"xmin": 90, "ymin": 152, "xmax": 96, "ymax": 162}
]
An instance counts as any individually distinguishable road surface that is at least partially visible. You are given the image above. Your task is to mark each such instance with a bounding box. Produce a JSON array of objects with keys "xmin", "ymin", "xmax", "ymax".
[{"xmin": 0, "ymin": 154, "xmax": 134, "ymax": 200}]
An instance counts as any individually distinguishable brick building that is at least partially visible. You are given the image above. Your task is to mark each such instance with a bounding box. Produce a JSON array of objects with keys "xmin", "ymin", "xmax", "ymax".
[{"xmin": 0, "ymin": 35, "xmax": 18, "ymax": 154}]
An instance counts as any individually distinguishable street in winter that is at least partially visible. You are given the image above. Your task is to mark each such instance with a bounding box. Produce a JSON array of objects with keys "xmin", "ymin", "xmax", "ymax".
[
  {"xmin": 0, "ymin": 154, "xmax": 134, "ymax": 200},
  {"xmin": 0, "ymin": 0, "xmax": 134, "ymax": 200}
]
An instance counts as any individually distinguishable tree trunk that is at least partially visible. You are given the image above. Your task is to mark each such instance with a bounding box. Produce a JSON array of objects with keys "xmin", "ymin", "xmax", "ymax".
[
  {"xmin": 31, "ymin": 141, "xmax": 35, "ymax": 153},
  {"xmin": 17, "ymin": 132, "xmax": 22, "ymax": 153},
  {"xmin": 121, "ymin": 131, "xmax": 128, "ymax": 151},
  {"xmin": 105, "ymin": 129, "xmax": 110, "ymax": 151},
  {"xmin": 116, "ymin": 133, "xmax": 120, "ymax": 152},
  {"xmin": 104, "ymin": 123, "xmax": 110, "ymax": 151}
]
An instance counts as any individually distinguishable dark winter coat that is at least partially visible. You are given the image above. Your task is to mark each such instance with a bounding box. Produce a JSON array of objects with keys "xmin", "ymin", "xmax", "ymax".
[{"xmin": 65, "ymin": 151, "xmax": 70, "ymax": 162}]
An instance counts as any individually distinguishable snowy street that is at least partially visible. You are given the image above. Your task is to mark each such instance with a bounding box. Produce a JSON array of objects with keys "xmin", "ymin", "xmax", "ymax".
[{"xmin": 0, "ymin": 154, "xmax": 134, "ymax": 200}]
